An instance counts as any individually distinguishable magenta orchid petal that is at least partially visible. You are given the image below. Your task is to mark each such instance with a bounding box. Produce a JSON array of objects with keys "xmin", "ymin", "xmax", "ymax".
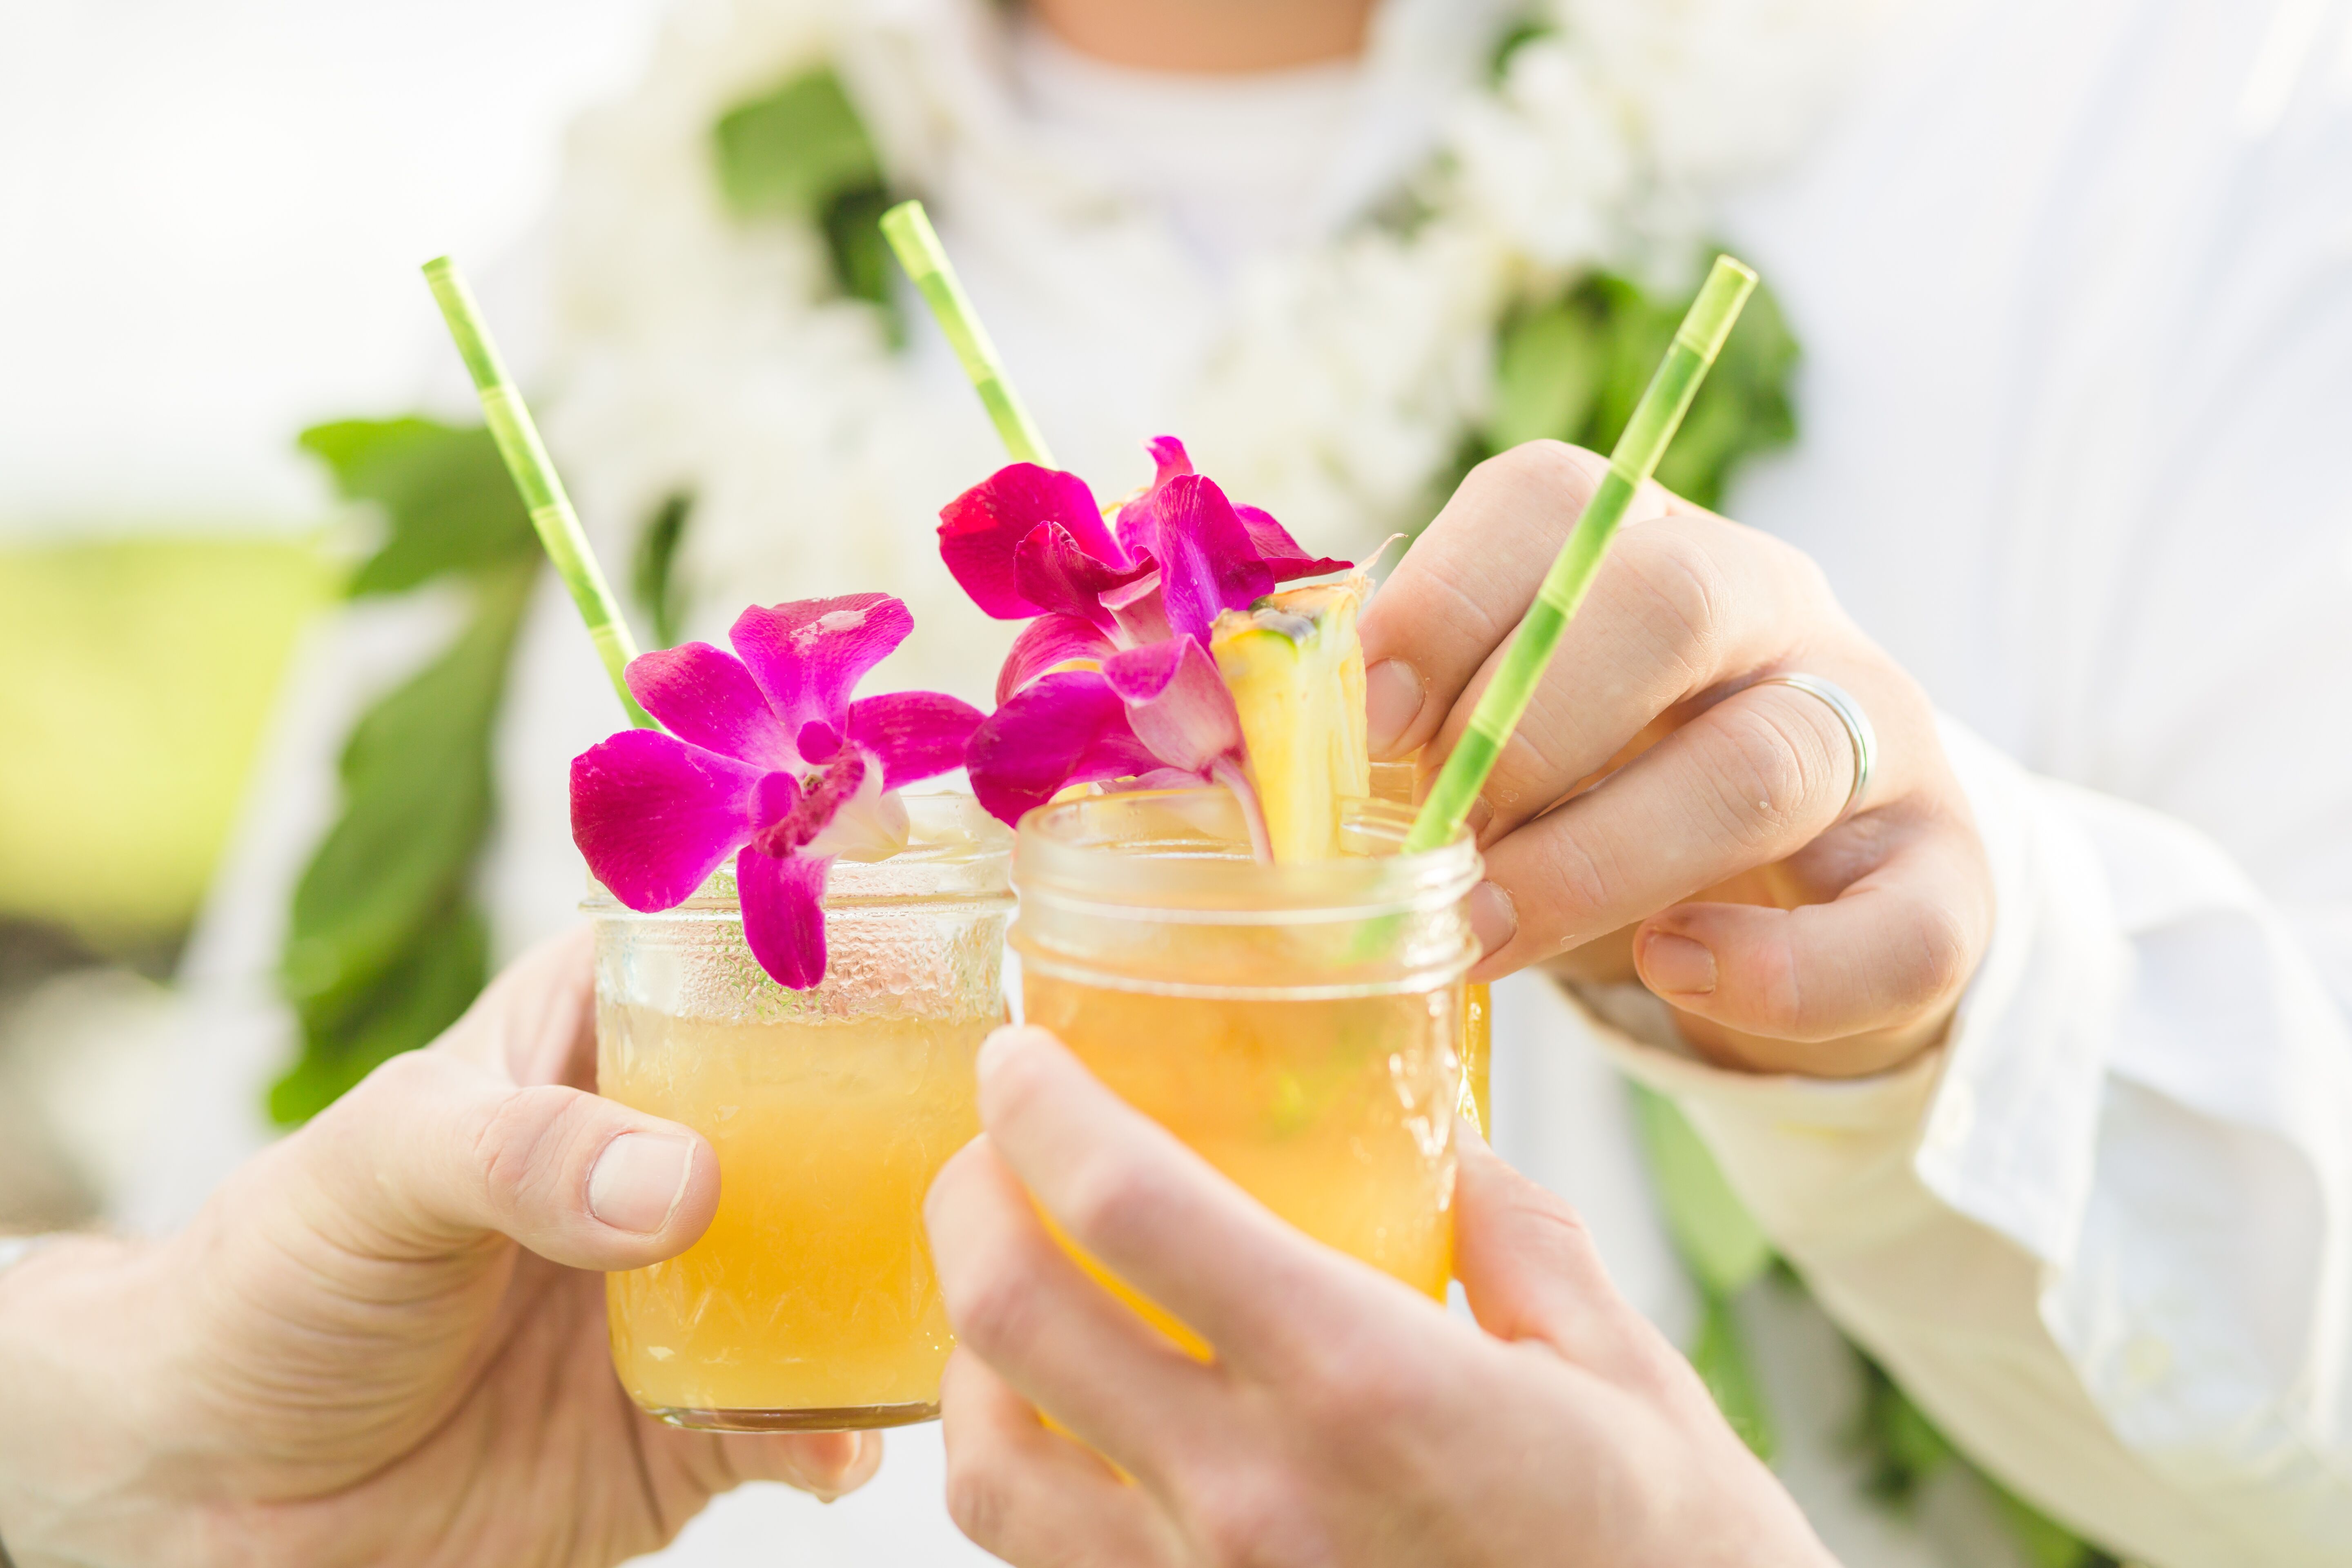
[
  {"xmin": 940, "ymin": 464, "xmax": 1125, "ymax": 617},
  {"xmin": 965, "ymin": 670, "xmax": 1162, "ymax": 826},
  {"xmin": 1152, "ymin": 474, "xmax": 1277, "ymax": 642},
  {"xmin": 797, "ymin": 719, "xmax": 843, "ymax": 762},
  {"xmin": 736, "ymin": 846, "xmax": 833, "ymax": 991},
  {"xmin": 1012, "ymin": 523, "xmax": 1154, "ymax": 631},
  {"xmin": 1113, "ymin": 435, "xmax": 1197, "ymax": 559},
  {"xmin": 570, "ymin": 730, "xmax": 762, "ymax": 911},
  {"xmin": 1236, "ymin": 505, "xmax": 1352, "ymax": 582},
  {"xmin": 1100, "ymin": 638, "xmax": 1245, "ymax": 775},
  {"xmin": 729, "ymin": 593, "xmax": 914, "ymax": 737},
  {"xmin": 996, "ymin": 612, "xmax": 1118, "ymax": 704},
  {"xmin": 625, "ymin": 642, "xmax": 798, "ymax": 771},
  {"xmin": 846, "ymin": 690, "xmax": 985, "ymax": 788},
  {"xmin": 1101, "ymin": 571, "xmax": 1174, "ymax": 646}
]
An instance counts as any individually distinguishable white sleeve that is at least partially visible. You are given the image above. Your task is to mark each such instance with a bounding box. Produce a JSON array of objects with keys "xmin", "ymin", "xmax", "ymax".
[{"xmin": 1590, "ymin": 718, "xmax": 2352, "ymax": 1568}]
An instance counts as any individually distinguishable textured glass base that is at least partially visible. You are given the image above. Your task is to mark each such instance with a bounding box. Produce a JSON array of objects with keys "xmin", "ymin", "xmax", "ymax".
[{"xmin": 647, "ymin": 1400, "xmax": 939, "ymax": 1433}]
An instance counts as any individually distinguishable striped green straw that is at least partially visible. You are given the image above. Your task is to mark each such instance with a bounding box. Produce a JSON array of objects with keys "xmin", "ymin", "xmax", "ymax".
[
  {"xmin": 422, "ymin": 256, "xmax": 656, "ymax": 730},
  {"xmin": 880, "ymin": 200, "xmax": 1056, "ymax": 466},
  {"xmin": 1403, "ymin": 255, "xmax": 1759, "ymax": 853}
]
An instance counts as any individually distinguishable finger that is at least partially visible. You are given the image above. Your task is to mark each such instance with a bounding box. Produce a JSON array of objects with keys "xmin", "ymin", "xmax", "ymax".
[
  {"xmin": 1450, "ymin": 1129, "xmax": 1659, "ymax": 1372},
  {"xmin": 1472, "ymin": 675, "xmax": 1883, "ymax": 975},
  {"xmin": 429, "ymin": 924, "xmax": 599, "ymax": 1090},
  {"xmin": 1359, "ymin": 441, "xmax": 1695, "ymax": 761},
  {"xmin": 1419, "ymin": 517, "xmax": 1866, "ymax": 845},
  {"xmin": 941, "ymin": 1350, "xmax": 1183, "ymax": 1567},
  {"xmin": 290, "ymin": 1046, "xmax": 720, "ymax": 1271},
  {"xmin": 924, "ymin": 1130, "xmax": 1222, "ymax": 1478},
  {"xmin": 1635, "ymin": 821, "xmax": 1991, "ymax": 1071},
  {"xmin": 680, "ymin": 1426, "xmax": 882, "ymax": 1502},
  {"xmin": 971, "ymin": 1026, "xmax": 1428, "ymax": 1379}
]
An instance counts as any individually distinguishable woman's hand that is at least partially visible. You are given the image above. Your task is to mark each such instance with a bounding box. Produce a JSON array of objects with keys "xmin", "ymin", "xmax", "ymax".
[
  {"xmin": 929, "ymin": 1025, "xmax": 1835, "ymax": 1568},
  {"xmin": 0, "ymin": 929, "xmax": 876, "ymax": 1568},
  {"xmin": 1359, "ymin": 441, "xmax": 1994, "ymax": 1076}
]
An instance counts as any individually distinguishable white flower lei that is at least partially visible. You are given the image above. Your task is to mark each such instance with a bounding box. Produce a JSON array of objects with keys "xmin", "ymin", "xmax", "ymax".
[{"xmin": 536, "ymin": 0, "xmax": 1892, "ymax": 698}]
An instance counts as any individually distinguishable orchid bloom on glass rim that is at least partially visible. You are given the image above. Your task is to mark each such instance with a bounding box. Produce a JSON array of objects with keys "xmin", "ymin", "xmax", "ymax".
[
  {"xmin": 570, "ymin": 594, "xmax": 980, "ymax": 989},
  {"xmin": 938, "ymin": 437, "xmax": 1350, "ymax": 852}
]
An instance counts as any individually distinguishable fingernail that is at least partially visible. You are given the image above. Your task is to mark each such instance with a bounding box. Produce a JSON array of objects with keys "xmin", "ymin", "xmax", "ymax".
[
  {"xmin": 1365, "ymin": 659, "xmax": 1425, "ymax": 759},
  {"xmin": 588, "ymin": 1134, "xmax": 694, "ymax": 1234},
  {"xmin": 1468, "ymin": 881, "xmax": 1517, "ymax": 960},
  {"xmin": 1640, "ymin": 933, "xmax": 1717, "ymax": 996}
]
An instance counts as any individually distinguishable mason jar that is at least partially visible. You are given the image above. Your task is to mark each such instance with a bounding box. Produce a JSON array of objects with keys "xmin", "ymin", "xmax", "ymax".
[
  {"xmin": 589, "ymin": 793, "xmax": 1012, "ymax": 1431},
  {"xmin": 1011, "ymin": 789, "xmax": 1480, "ymax": 1325}
]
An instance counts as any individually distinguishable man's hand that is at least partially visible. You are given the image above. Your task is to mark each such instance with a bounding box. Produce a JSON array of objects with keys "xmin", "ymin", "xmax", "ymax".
[
  {"xmin": 1359, "ymin": 441, "xmax": 1994, "ymax": 1076},
  {"xmin": 929, "ymin": 1025, "xmax": 1835, "ymax": 1568},
  {"xmin": 0, "ymin": 929, "xmax": 877, "ymax": 1568}
]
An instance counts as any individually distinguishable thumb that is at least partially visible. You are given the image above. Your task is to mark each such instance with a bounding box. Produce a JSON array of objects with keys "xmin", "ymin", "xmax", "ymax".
[
  {"xmin": 1451, "ymin": 1127, "xmax": 1657, "ymax": 1373},
  {"xmin": 289, "ymin": 1046, "xmax": 720, "ymax": 1272}
]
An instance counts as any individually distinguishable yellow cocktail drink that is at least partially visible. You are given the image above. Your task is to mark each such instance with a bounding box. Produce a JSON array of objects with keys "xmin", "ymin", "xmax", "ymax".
[
  {"xmin": 1023, "ymin": 982, "xmax": 1461, "ymax": 1302},
  {"xmin": 1012, "ymin": 789, "xmax": 1479, "ymax": 1335},
  {"xmin": 590, "ymin": 795, "xmax": 1012, "ymax": 1431},
  {"xmin": 601, "ymin": 1009, "xmax": 986, "ymax": 1421}
]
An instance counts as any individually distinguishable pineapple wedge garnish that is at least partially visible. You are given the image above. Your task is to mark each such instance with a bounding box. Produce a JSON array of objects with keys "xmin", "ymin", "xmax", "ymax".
[{"xmin": 1210, "ymin": 578, "xmax": 1370, "ymax": 862}]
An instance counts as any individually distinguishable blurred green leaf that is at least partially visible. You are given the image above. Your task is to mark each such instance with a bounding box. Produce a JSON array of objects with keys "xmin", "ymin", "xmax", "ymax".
[
  {"xmin": 1691, "ymin": 1289, "xmax": 1776, "ymax": 1461},
  {"xmin": 280, "ymin": 561, "xmax": 531, "ymax": 1031},
  {"xmin": 276, "ymin": 415, "xmax": 543, "ymax": 1126},
  {"xmin": 715, "ymin": 68, "xmax": 883, "ymax": 223},
  {"xmin": 633, "ymin": 492, "xmax": 693, "ymax": 650},
  {"xmin": 1470, "ymin": 259, "xmax": 1801, "ymax": 512},
  {"xmin": 713, "ymin": 68, "xmax": 901, "ymax": 321},
  {"xmin": 300, "ymin": 419, "xmax": 537, "ymax": 596},
  {"xmin": 1629, "ymin": 1082, "xmax": 1773, "ymax": 1296},
  {"xmin": 1490, "ymin": 297, "xmax": 1608, "ymax": 453}
]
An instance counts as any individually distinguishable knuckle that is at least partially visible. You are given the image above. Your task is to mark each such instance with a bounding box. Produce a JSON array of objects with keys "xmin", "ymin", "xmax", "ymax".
[
  {"xmin": 1617, "ymin": 525, "xmax": 1733, "ymax": 677},
  {"xmin": 1907, "ymin": 896, "xmax": 1978, "ymax": 1003},
  {"xmin": 1710, "ymin": 698, "xmax": 1832, "ymax": 841},
  {"xmin": 1057, "ymin": 1154, "xmax": 1171, "ymax": 1257},
  {"xmin": 471, "ymin": 1083, "xmax": 591, "ymax": 1215},
  {"xmin": 1187, "ymin": 1471, "xmax": 1327, "ymax": 1568},
  {"xmin": 1477, "ymin": 438, "xmax": 1606, "ymax": 508},
  {"xmin": 943, "ymin": 1457, "xmax": 1012, "ymax": 1550},
  {"xmin": 948, "ymin": 1258, "xmax": 1045, "ymax": 1361}
]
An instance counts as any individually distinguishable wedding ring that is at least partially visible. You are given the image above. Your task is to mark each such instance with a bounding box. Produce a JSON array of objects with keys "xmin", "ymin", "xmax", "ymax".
[{"xmin": 1753, "ymin": 674, "xmax": 1876, "ymax": 820}]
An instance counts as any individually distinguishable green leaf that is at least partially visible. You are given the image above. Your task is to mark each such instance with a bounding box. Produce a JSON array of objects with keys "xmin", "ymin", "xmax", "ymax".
[
  {"xmin": 270, "ymin": 896, "xmax": 488, "ymax": 1125},
  {"xmin": 715, "ymin": 68, "xmax": 884, "ymax": 224},
  {"xmin": 281, "ymin": 561, "xmax": 532, "ymax": 1029},
  {"xmin": 632, "ymin": 492, "xmax": 693, "ymax": 650},
  {"xmin": 298, "ymin": 419, "xmax": 537, "ymax": 596},
  {"xmin": 823, "ymin": 180, "xmax": 903, "ymax": 320},
  {"xmin": 1490, "ymin": 298, "xmax": 1608, "ymax": 452},
  {"xmin": 1690, "ymin": 1289, "xmax": 1777, "ymax": 1461},
  {"xmin": 1629, "ymin": 1082, "xmax": 1774, "ymax": 1296}
]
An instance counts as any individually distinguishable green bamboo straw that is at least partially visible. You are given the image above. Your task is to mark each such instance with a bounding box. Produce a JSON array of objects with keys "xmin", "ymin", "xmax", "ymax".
[
  {"xmin": 422, "ymin": 256, "xmax": 656, "ymax": 730},
  {"xmin": 880, "ymin": 200, "xmax": 1056, "ymax": 466},
  {"xmin": 1403, "ymin": 255, "xmax": 1758, "ymax": 853}
]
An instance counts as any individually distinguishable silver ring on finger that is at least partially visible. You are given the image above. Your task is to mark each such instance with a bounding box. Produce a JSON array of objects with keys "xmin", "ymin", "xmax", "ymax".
[{"xmin": 1752, "ymin": 673, "xmax": 1876, "ymax": 822}]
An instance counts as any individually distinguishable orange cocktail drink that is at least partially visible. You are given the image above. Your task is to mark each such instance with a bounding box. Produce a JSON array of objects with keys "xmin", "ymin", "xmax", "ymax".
[
  {"xmin": 591, "ymin": 795, "xmax": 1012, "ymax": 1430},
  {"xmin": 1012, "ymin": 790, "xmax": 1480, "ymax": 1326}
]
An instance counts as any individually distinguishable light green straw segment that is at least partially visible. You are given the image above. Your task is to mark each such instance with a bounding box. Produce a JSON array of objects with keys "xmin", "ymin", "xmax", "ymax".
[
  {"xmin": 1404, "ymin": 255, "xmax": 1759, "ymax": 853},
  {"xmin": 880, "ymin": 200, "xmax": 1056, "ymax": 467},
  {"xmin": 422, "ymin": 256, "xmax": 655, "ymax": 730}
]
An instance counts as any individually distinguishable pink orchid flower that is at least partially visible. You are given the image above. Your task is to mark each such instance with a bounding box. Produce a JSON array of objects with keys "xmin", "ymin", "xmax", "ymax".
[
  {"xmin": 938, "ymin": 437, "xmax": 1348, "ymax": 851},
  {"xmin": 570, "ymin": 594, "xmax": 981, "ymax": 990}
]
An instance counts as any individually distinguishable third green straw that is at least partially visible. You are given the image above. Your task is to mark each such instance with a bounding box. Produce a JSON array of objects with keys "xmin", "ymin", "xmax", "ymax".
[
  {"xmin": 880, "ymin": 200, "xmax": 1056, "ymax": 467},
  {"xmin": 1404, "ymin": 255, "xmax": 1759, "ymax": 853},
  {"xmin": 423, "ymin": 256, "xmax": 655, "ymax": 730}
]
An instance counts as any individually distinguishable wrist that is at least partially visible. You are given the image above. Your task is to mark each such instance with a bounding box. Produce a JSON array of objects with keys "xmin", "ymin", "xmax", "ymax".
[{"xmin": 0, "ymin": 1236, "xmax": 189, "ymax": 1568}]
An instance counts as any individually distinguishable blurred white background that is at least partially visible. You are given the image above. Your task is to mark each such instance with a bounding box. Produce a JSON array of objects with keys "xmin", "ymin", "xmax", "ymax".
[{"xmin": 0, "ymin": 0, "xmax": 670, "ymax": 533}]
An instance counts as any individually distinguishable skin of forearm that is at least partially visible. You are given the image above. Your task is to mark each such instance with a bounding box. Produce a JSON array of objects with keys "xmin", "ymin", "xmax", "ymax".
[{"xmin": 0, "ymin": 1238, "xmax": 188, "ymax": 1568}]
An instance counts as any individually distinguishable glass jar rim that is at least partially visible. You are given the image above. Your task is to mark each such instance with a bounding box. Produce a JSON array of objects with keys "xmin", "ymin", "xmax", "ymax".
[
  {"xmin": 584, "ymin": 790, "xmax": 1013, "ymax": 914},
  {"xmin": 1013, "ymin": 788, "xmax": 1479, "ymax": 924}
]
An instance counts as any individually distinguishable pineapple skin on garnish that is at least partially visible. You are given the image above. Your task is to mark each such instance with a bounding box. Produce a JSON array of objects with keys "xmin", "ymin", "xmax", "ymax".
[{"xmin": 1212, "ymin": 579, "xmax": 1372, "ymax": 863}]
